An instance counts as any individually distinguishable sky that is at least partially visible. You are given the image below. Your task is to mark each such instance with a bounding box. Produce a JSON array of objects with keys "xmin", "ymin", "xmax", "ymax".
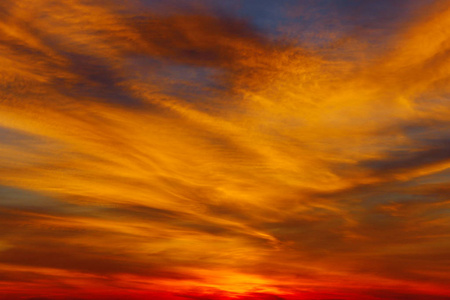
[{"xmin": 0, "ymin": 0, "xmax": 450, "ymax": 299}]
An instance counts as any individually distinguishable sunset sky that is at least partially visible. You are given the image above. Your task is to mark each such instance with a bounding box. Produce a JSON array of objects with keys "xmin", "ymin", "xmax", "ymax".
[{"xmin": 1, "ymin": 0, "xmax": 450, "ymax": 299}]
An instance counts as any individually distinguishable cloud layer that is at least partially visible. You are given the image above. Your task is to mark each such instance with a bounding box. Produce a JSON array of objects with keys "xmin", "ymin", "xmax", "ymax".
[{"xmin": 0, "ymin": 0, "xmax": 449, "ymax": 299}]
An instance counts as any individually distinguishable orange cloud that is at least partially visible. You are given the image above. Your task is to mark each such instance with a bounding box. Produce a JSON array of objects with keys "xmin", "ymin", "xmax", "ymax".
[{"xmin": 0, "ymin": 0, "xmax": 449, "ymax": 299}]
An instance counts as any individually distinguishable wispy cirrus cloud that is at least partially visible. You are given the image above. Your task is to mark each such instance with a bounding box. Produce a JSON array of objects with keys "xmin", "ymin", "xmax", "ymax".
[{"xmin": 0, "ymin": 0, "xmax": 449, "ymax": 299}]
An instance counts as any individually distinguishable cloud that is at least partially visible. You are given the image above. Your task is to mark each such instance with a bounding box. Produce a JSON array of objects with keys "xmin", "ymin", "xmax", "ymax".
[{"xmin": 0, "ymin": 0, "xmax": 450, "ymax": 299}]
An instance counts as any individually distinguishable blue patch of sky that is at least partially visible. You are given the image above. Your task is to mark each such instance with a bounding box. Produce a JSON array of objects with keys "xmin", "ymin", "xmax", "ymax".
[
  {"xmin": 0, "ymin": 185, "xmax": 64, "ymax": 210},
  {"xmin": 209, "ymin": 0, "xmax": 433, "ymax": 45},
  {"xmin": 0, "ymin": 184, "xmax": 116, "ymax": 217},
  {"xmin": 138, "ymin": 0, "xmax": 434, "ymax": 44},
  {"xmin": 407, "ymin": 168, "xmax": 450, "ymax": 186},
  {"xmin": 0, "ymin": 126, "xmax": 45, "ymax": 148},
  {"xmin": 126, "ymin": 55, "xmax": 227, "ymax": 105},
  {"xmin": 0, "ymin": 126, "xmax": 63, "ymax": 161}
]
